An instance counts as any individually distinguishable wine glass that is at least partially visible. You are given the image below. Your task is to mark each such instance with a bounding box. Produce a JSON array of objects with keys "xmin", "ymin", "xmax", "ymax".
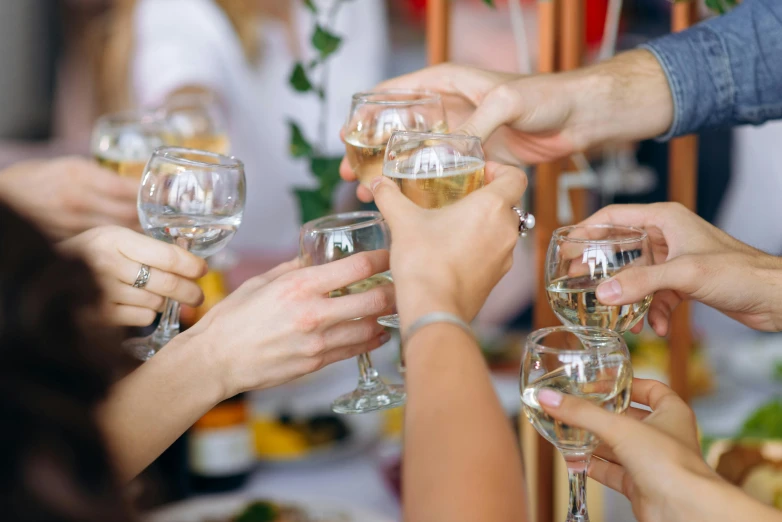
[
  {"xmin": 546, "ymin": 224, "xmax": 654, "ymax": 333},
  {"xmin": 343, "ymin": 90, "xmax": 447, "ymax": 187},
  {"xmin": 520, "ymin": 326, "xmax": 632, "ymax": 522},
  {"xmin": 159, "ymin": 92, "xmax": 231, "ymax": 154},
  {"xmin": 299, "ymin": 211, "xmax": 405, "ymax": 414},
  {"xmin": 90, "ymin": 110, "xmax": 169, "ymax": 180},
  {"xmin": 124, "ymin": 147, "xmax": 246, "ymax": 361},
  {"xmin": 377, "ymin": 131, "xmax": 486, "ymax": 328}
]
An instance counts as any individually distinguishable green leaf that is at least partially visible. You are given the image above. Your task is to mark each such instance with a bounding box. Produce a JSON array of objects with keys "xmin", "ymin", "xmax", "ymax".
[
  {"xmin": 311, "ymin": 25, "xmax": 342, "ymax": 60},
  {"xmin": 302, "ymin": 0, "xmax": 317, "ymax": 14},
  {"xmin": 738, "ymin": 399, "xmax": 782, "ymax": 440},
  {"xmin": 774, "ymin": 361, "xmax": 782, "ymax": 383},
  {"xmin": 482, "ymin": 0, "xmax": 495, "ymax": 7},
  {"xmin": 289, "ymin": 62, "xmax": 314, "ymax": 93},
  {"xmin": 294, "ymin": 188, "xmax": 332, "ymax": 224},
  {"xmin": 288, "ymin": 121, "xmax": 314, "ymax": 158},
  {"xmin": 310, "ymin": 156, "xmax": 342, "ymax": 194}
]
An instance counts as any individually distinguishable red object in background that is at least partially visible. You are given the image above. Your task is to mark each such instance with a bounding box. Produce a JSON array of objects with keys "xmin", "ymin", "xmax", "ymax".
[{"xmin": 405, "ymin": 0, "xmax": 614, "ymax": 49}]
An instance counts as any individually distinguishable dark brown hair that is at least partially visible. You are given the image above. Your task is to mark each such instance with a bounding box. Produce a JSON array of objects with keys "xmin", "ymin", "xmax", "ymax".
[{"xmin": 0, "ymin": 201, "xmax": 135, "ymax": 521}]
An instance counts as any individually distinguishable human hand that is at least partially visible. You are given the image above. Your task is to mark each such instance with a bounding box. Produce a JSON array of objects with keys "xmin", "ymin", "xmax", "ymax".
[
  {"xmin": 0, "ymin": 157, "xmax": 140, "ymax": 239},
  {"xmin": 537, "ymin": 379, "xmax": 722, "ymax": 522},
  {"xmin": 370, "ymin": 162, "xmax": 527, "ymax": 326},
  {"xmin": 59, "ymin": 226, "xmax": 207, "ymax": 327},
  {"xmin": 581, "ymin": 202, "xmax": 782, "ymax": 334},
  {"xmin": 184, "ymin": 251, "xmax": 394, "ymax": 396}
]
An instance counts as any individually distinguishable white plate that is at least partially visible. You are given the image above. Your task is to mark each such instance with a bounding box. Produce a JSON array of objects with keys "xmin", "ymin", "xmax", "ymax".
[{"xmin": 145, "ymin": 493, "xmax": 394, "ymax": 522}]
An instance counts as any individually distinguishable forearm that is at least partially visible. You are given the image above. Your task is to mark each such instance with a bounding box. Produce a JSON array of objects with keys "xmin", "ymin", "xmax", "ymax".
[
  {"xmin": 402, "ymin": 322, "xmax": 526, "ymax": 522},
  {"xmin": 641, "ymin": 0, "xmax": 782, "ymax": 138},
  {"xmin": 563, "ymin": 49, "xmax": 674, "ymax": 148},
  {"xmin": 670, "ymin": 474, "xmax": 782, "ymax": 522},
  {"xmin": 99, "ymin": 331, "xmax": 224, "ymax": 481}
]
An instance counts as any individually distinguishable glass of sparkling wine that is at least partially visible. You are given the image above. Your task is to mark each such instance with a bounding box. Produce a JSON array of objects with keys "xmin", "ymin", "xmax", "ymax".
[
  {"xmin": 159, "ymin": 92, "xmax": 231, "ymax": 154},
  {"xmin": 520, "ymin": 326, "xmax": 632, "ymax": 522},
  {"xmin": 90, "ymin": 111, "xmax": 168, "ymax": 180},
  {"xmin": 124, "ymin": 147, "xmax": 246, "ymax": 361},
  {"xmin": 377, "ymin": 131, "xmax": 486, "ymax": 329},
  {"xmin": 546, "ymin": 224, "xmax": 654, "ymax": 333},
  {"xmin": 299, "ymin": 211, "xmax": 405, "ymax": 414},
  {"xmin": 343, "ymin": 90, "xmax": 447, "ymax": 187}
]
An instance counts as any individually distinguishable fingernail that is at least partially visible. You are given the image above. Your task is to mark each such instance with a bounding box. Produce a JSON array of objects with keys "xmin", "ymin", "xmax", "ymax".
[
  {"xmin": 596, "ymin": 279, "xmax": 622, "ymax": 302},
  {"xmin": 537, "ymin": 388, "xmax": 563, "ymax": 408},
  {"xmin": 369, "ymin": 177, "xmax": 383, "ymax": 192},
  {"xmin": 378, "ymin": 332, "xmax": 391, "ymax": 344}
]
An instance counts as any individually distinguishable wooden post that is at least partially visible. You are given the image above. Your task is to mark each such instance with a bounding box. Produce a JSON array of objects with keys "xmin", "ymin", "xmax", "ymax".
[
  {"xmin": 559, "ymin": 0, "xmax": 588, "ymax": 223},
  {"xmin": 426, "ymin": 0, "xmax": 450, "ymax": 65},
  {"xmin": 530, "ymin": 2, "xmax": 559, "ymax": 522},
  {"xmin": 668, "ymin": 0, "xmax": 698, "ymax": 403}
]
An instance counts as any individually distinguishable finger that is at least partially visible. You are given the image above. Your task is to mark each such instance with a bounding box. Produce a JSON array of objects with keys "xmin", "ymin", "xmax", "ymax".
[
  {"xmin": 630, "ymin": 378, "xmax": 688, "ymax": 412},
  {"xmin": 630, "ymin": 322, "xmax": 643, "ymax": 334},
  {"xmin": 115, "ymin": 229, "xmax": 208, "ymax": 278},
  {"xmin": 593, "ymin": 444, "xmax": 619, "ymax": 464},
  {"xmin": 646, "ymin": 290, "xmax": 680, "ymax": 336},
  {"xmin": 73, "ymin": 194, "xmax": 139, "ymax": 227},
  {"xmin": 588, "ymin": 458, "xmax": 628, "ymax": 494},
  {"xmin": 115, "ymin": 256, "xmax": 205, "ymax": 305},
  {"xmin": 536, "ymin": 388, "xmax": 633, "ymax": 449},
  {"xmin": 579, "ymin": 203, "xmax": 671, "ymax": 230},
  {"xmin": 102, "ymin": 278, "xmax": 166, "ymax": 311},
  {"xmin": 370, "ymin": 176, "xmax": 418, "ymax": 224},
  {"xmin": 104, "ymin": 304, "xmax": 157, "ymax": 327},
  {"xmin": 625, "ymin": 406, "xmax": 652, "ymax": 422},
  {"xmin": 454, "ymin": 84, "xmax": 527, "ymax": 142},
  {"xmin": 319, "ymin": 331, "xmax": 391, "ymax": 368},
  {"xmin": 87, "ymin": 164, "xmax": 140, "ymax": 201},
  {"xmin": 322, "ymin": 315, "xmax": 389, "ymax": 350},
  {"xmin": 356, "ymin": 184, "xmax": 375, "ymax": 203},
  {"xmin": 340, "ymin": 155, "xmax": 357, "ymax": 182},
  {"xmin": 595, "ymin": 257, "xmax": 700, "ymax": 308},
  {"xmin": 322, "ymin": 284, "xmax": 395, "ymax": 326},
  {"xmin": 305, "ymin": 250, "xmax": 391, "ymax": 295},
  {"xmin": 481, "ymin": 162, "xmax": 528, "ymax": 205},
  {"xmin": 231, "ymin": 258, "xmax": 303, "ymax": 300}
]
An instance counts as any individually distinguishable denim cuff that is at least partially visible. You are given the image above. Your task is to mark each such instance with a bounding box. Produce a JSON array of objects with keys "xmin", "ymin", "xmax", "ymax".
[{"xmin": 640, "ymin": 26, "xmax": 735, "ymax": 141}]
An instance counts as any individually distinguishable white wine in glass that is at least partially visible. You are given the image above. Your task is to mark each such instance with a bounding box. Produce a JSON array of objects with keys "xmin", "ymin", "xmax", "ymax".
[
  {"xmin": 160, "ymin": 92, "xmax": 231, "ymax": 155},
  {"xmin": 344, "ymin": 90, "xmax": 447, "ymax": 187},
  {"xmin": 91, "ymin": 111, "xmax": 167, "ymax": 180},
  {"xmin": 377, "ymin": 131, "xmax": 486, "ymax": 329},
  {"xmin": 520, "ymin": 326, "xmax": 632, "ymax": 522},
  {"xmin": 546, "ymin": 224, "xmax": 654, "ymax": 333}
]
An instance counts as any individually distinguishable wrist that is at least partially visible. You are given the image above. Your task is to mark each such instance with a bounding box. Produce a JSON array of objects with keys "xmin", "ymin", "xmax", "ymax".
[
  {"xmin": 394, "ymin": 278, "xmax": 464, "ymax": 331},
  {"xmin": 567, "ymin": 49, "xmax": 674, "ymax": 148},
  {"xmin": 163, "ymin": 329, "xmax": 231, "ymax": 403}
]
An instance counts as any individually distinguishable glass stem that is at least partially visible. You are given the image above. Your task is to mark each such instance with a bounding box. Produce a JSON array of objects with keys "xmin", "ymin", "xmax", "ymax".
[
  {"xmin": 357, "ymin": 353, "xmax": 381, "ymax": 388},
  {"xmin": 151, "ymin": 236, "xmax": 193, "ymax": 347},
  {"xmin": 565, "ymin": 456, "xmax": 590, "ymax": 522}
]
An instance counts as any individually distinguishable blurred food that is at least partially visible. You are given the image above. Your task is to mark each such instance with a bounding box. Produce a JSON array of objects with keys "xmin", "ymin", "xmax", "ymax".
[
  {"xmin": 252, "ymin": 413, "xmax": 351, "ymax": 460},
  {"xmin": 705, "ymin": 399, "xmax": 782, "ymax": 510},
  {"xmin": 478, "ymin": 330, "xmax": 524, "ymax": 372},
  {"xmin": 204, "ymin": 499, "xmax": 349, "ymax": 522}
]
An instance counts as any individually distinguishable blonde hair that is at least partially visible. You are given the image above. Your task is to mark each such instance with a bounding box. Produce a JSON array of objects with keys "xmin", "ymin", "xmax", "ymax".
[{"xmin": 93, "ymin": 0, "xmax": 263, "ymax": 114}]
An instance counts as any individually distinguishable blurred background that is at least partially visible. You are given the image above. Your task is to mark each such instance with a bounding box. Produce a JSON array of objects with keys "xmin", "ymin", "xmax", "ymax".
[{"xmin": 2, "ymin": 0, "xmax": 779, "ymax": 520}]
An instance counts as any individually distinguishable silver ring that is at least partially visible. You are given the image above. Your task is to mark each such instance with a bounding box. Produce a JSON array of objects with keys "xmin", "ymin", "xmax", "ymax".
[
  {"xmin": 132, "ymin": 264, "xmax": 151, "ymax": 289},
  {"xmin": 512, "ymin": 206, "xmax": 535, "ymax": 238}
]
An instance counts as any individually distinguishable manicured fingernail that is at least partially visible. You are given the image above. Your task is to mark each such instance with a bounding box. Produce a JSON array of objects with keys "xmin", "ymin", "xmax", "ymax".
[
  {"xmin": 369, "ymin": 177, "xmax": 383, "ymax": 192},
  {"xmin": 596, "ymin": 279, "xmax": 622, "ymax": 302},
  {"xmin": 379, "ymin": 332, "xmax": 391, "ymax": 344},
  {"xmin": 537, "ymin": 388, "xmax": 563, "ymax": 408}
]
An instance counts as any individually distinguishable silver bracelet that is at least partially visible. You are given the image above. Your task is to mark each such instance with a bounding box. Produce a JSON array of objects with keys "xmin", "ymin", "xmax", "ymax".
[{"xmin": 401, "ymin": 312, "xmax": 474, "ymax": 345}]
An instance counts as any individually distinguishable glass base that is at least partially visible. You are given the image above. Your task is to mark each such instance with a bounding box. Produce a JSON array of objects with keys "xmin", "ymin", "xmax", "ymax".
[
  {"xmin": 123, "ymin": 330, "xmax": 177, "ymax": 361},
  {"xmin": 566, "ymin": 516, "xmax": 589, "ymax": 522},
  {"xmin": 377, "ymin": 314, "xmax": 400, "ymax": 329},
  {"xmin": 331, "ymin": 382, "xmax": 406, "ymax": 414}
]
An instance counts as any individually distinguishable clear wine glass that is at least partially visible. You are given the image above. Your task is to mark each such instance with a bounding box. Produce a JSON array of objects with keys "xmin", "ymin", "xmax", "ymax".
[
  {"xmin": 520, "ymin": 326, "xmax": 632, "ymax": 522},
  {"xmin": 377, "ymin": 131, "xmax": 486, "ymax": 329},
  {"xmin": 90, "ymin": 110, "xmax": 169, "ymax": 180},
  {"xmin": 159, "ymin": 92, "xmax": 231, "ymax": 155},
  {"xmin": 299, "ymin": 211, "xmax": 405, "ymax": 414},
  {"xmin": 124, "ymin": 147, "xmax": 246, "ymax": 361},
  {"xmin": 546, "ymin": 224, "xmax": 654, "ymax": 333},
  {"xmin": 343, "ymin": 90, "xmax": 447, "ymax": 188}
]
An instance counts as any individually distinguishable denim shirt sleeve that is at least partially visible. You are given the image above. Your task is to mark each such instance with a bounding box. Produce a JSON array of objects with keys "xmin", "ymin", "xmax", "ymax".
[{"xmin": 639, "ymin": 0, "xmax": 782, "ymax": 140}]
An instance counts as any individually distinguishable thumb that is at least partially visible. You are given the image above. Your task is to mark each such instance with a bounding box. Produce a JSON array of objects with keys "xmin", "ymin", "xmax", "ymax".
[
  {"xmin": 595, "ymin": 257, "xmax": 701, "ymax": 306},
  {"xmin": 370, "ymin": 176, "xmax": 416, "ymax": 226},
  {"xmin": 454, "ymin": 84, "xmax": 523, "ymax": 143}
]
